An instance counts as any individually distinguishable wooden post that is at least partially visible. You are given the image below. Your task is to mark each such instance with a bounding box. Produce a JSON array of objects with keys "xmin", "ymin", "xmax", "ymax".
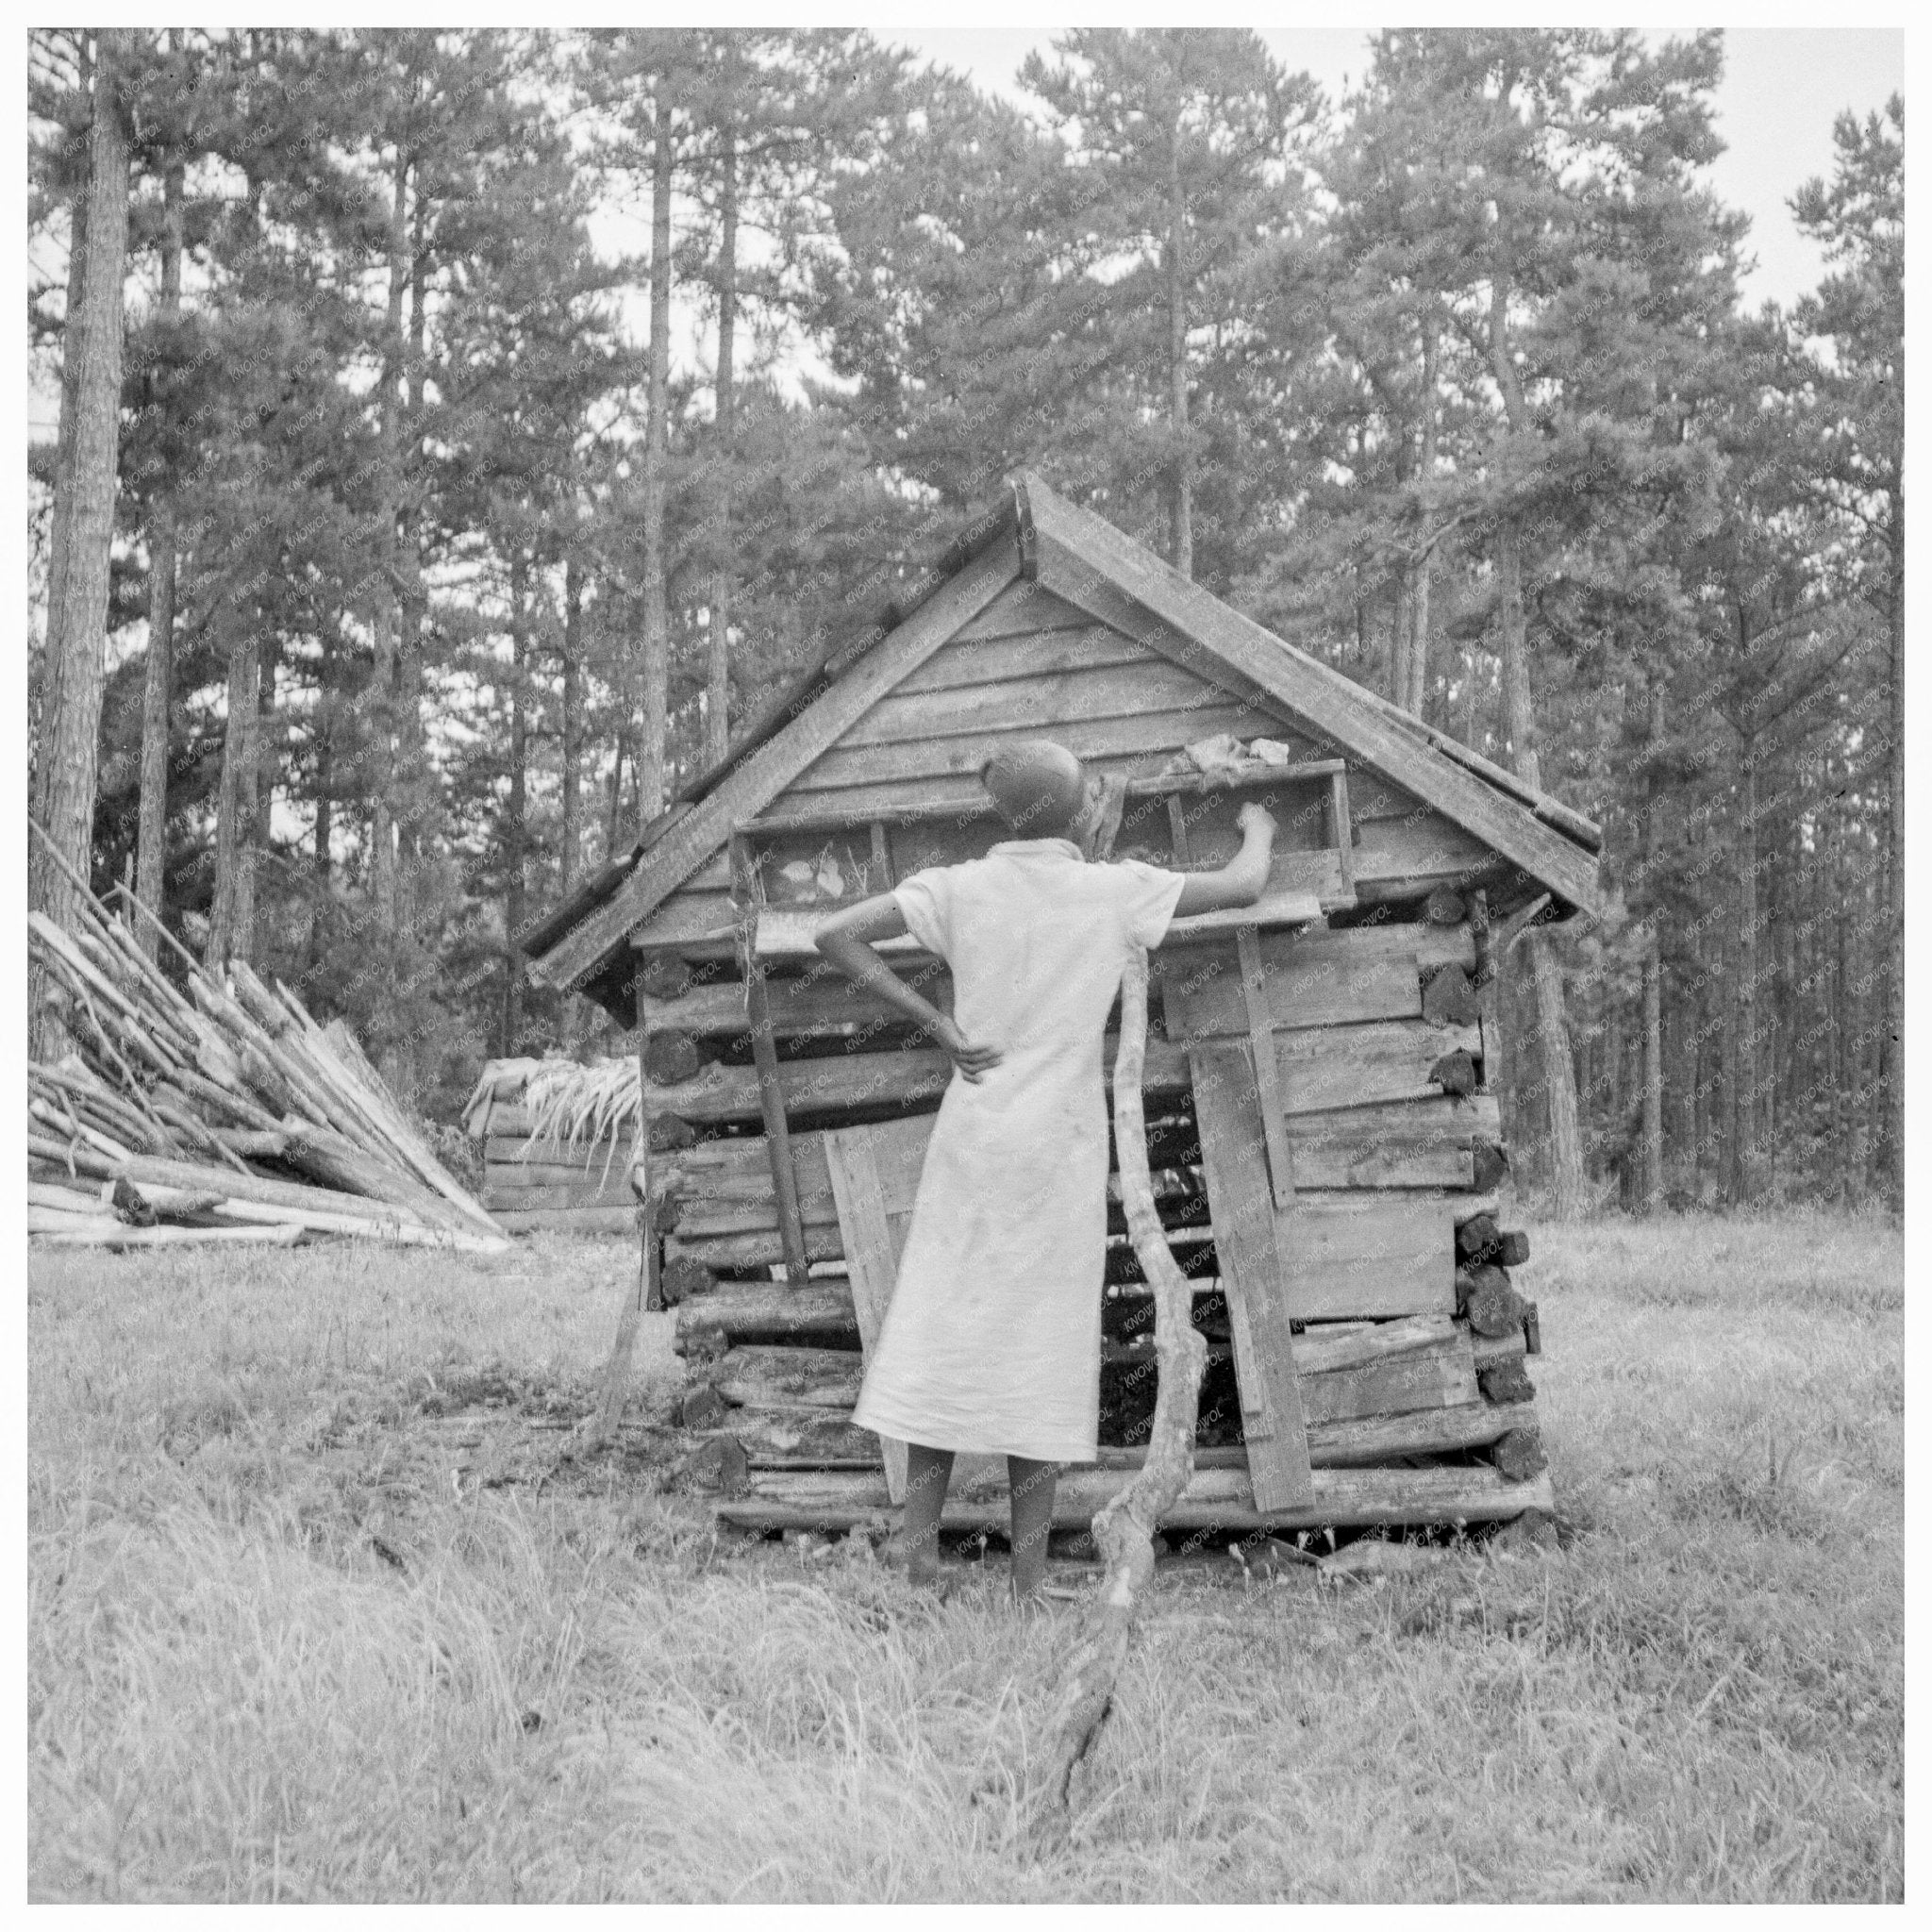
[
  {"xmin": 586, "ymin": 1184, "xmax": 664, "ymax": 1450},
  {"xmin": 1481, "ymin": 891, "xmax": 1553, "ymax": 980},
  {"xmin": 1328, "ymin": 767, "xmax": 1356, "ymax": 900},
  {"xmin": 869, "ymin": 817, "xmax": 895, "ymax": 890},
  {"xmin": 1089, "ymin": 773, "xmax": 1127, "ymax": 861},
  {"xmin": 1165, "ymin": 792, "xmax": 1191, "ymax": 866},
  {"xmin": 579, "ymin": 957, "xmax": 659, "ymax": 1452},
  {"xmin": 636, "ymin": 946, "xmax": 657, "ymax": 1310},
  {"xmin": 730, "ymin": 832, "xmax": 810, "ymax": 1284},
  {"xmin": 1186, "ymin": 1040, "xmax": 1315, "ymax": 1511},
  {"xmin": 1235, "ymin": 925, "xmax": 1295, "ymax": 1209},
  {"xmin": 1471, "ymin": 890, "xmax": 1503, "ymax": 1161}
]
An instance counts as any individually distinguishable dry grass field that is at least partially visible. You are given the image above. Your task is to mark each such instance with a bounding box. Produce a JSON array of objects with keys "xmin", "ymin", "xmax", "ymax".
[{"xmin": 27, "ymin": 1208, "xmax": 1902, "ymax": 1903}]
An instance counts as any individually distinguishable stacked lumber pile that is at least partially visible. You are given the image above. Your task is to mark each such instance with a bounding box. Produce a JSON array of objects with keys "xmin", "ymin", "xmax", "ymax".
[
  {"xmin": 26, "ymin": 867, "xmax": 506, "ymax": 1254},
  {"xmin": 462, "ymin": 1058, "xmax": 646, "ymax": 1235}
]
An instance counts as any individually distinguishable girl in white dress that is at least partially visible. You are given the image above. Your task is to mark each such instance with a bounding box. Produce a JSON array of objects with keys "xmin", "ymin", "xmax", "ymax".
[{"xmin": 815, "ymin": 741, "xmax": 1275, "ymax": 1597}]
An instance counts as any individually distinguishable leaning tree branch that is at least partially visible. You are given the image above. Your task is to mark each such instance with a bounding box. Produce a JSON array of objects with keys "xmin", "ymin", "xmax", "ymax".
[{"xmin": 1030, "ymin": 941, "xmax": 1208, "ymax": 1840}]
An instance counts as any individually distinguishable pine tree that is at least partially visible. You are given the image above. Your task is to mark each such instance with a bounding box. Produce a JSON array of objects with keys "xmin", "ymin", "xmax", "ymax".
[
  {"xmin": 1790, "ymin": 95, "xmax": 1904, "ymax": 1214},
  {"xmin": 1019, "ymin": 30, "xmax": 1319, "ymax": 581},
  {"xmin": 129, "ymin": 34, "xmax": 194, "ymax": 959},
  {"xmin": 680, "ymin": 30, "xmax": 896, "ymax": 763},
  {"xmin": 1017, "ymin": 31, "xmax": 1318, "ymax": 581},
  {"xmin": 1310, "ymin": 29, "xmax": 1740, "ymax": 1217},
  {"xmin": 29, "ymin": 28, "xmax": 130, "ymax": 1057}
]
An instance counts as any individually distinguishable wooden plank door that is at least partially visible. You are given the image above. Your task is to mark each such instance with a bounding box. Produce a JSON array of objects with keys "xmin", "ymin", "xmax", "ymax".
[{"xmin": 1186, "ymin": 1041, "xmax": 1317, "ymax": 1510}]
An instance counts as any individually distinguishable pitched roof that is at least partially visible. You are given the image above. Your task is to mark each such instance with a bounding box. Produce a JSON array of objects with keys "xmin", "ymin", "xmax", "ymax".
[
  {"xmin": 526, "ymin": 473, "xmax": 1602, "ymax": 1000},
  {"xmin": 514, "ymin": 493, "xmax": 1019, "ymax": 994}
]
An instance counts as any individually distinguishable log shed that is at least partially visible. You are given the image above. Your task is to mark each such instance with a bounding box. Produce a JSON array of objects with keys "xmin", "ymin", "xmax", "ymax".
[{"xmin": 520, "ymin": 473, "xmax": 1604, "ymax": 1538}]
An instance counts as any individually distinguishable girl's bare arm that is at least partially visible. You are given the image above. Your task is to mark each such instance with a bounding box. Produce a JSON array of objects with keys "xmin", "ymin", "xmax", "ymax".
[
  {"xmin": 813, "ymin": 895, "xmax": 1003, "ymax": 1081},
  {"xmin": 1172, "ymin": 803, "xmax": 1278, "ymax": 916}
]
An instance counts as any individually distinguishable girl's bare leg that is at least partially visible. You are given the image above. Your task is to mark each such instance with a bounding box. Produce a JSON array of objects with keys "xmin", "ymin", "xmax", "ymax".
[
  {"xmin": 899, "ymin": 1443, "xmax": 955, "ymax": 1586},
  {"xmin": 1007, "ymin": 1456, "xmax": 1059, "ymax": 1600}
]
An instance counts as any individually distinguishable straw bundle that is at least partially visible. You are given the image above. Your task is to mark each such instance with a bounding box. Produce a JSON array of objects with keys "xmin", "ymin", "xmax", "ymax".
[
  {"xmin": 463, "ymin": 1057, "xmax": 642, "ymax": 1158},
  {"xmin": 459, "ymin": 1058, "xmax": 646, "ymax": 1232}
]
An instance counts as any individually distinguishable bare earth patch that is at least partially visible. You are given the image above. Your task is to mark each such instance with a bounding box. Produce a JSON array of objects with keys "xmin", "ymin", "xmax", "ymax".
[{"xmin": 27, "ymin": 1211, "xmax": 1902, "ymax": 1902}]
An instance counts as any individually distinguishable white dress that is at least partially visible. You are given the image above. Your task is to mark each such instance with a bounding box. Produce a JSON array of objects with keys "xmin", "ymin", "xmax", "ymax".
[{"xmin": 850, "ymin": 839, "xmax": 1188, "ymax": 1463}]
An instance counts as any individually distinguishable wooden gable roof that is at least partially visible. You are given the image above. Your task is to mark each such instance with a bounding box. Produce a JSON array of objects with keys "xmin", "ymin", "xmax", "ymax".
[{"xmin": 526, "ymin": 474, "xmax": 1602, "ymax": 999}]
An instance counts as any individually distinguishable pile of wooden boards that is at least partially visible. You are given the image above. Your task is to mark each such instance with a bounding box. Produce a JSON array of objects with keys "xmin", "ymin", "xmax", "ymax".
[{"xmin": 26, "ymin": 865, "xmax": 506, "ymax": 1254}]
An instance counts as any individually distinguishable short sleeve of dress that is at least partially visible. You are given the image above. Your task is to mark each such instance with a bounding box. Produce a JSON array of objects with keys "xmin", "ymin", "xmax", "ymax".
[
  {"xmin": 892, "ymin": 867, "xmax": 954, "ymax": 958},
  {"xmin": 1111, "ymin": 857, "xmax": 1189, "ymax": 952}
]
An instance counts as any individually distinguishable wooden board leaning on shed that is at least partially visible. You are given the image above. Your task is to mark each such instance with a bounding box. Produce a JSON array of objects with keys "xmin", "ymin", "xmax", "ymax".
[
  {"xmin": 1186, "ymin": 1038, "xmax": 1315, "ymax": 1509},
  {"xmin": 823, "ymin": 1115, "xmax": 1007, "ymax": 1505}
]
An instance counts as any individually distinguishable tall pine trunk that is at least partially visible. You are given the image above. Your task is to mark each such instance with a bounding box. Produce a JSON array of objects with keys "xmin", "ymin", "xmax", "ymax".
[
  {"xmin": 1861, "ymin": 814, "xmax": 1882, "ymax": 1202},
  {"xmin": 1882, "ymin": 487, "xmax": 1903, "ymax": 1212},
  {"xmin": 207, "ymin": 620, "xmax": 259, "ymax": 968},
  {"xmin": 558, "ymin": 556, "xmax": 585, "ymax": 1054},
  {"xmin": 39, "ymin": 38, "xmax": 90, "ymax": 787},
  {"xmin": 136, "ymin": 153, "xmax": 185, "ymax": 960},
  {"xmin": 1690, "ymin": 863, "xmax": 1713, "ymax": 1201},
  {"xmin": 608, "ymin": 731, "xmax": 629, "ymax": 859},
  {"xmin": 706, "ymin": 107, "xmax": 737, "ymax": 770},
  {"xmin": 640, "ymin": 91, "xmax": 674, "ymax": 822},
  {"xmin": 1399, "ymin": 311, "xmax": 1438, "ymax": 718},
  {"xmin": 1459, "ymin": 639, "xmax": 1482, "ymax": 749},
  {"xmin": 561, "ymin": 553, "xmax": 583, "ymax": 890},
  {"xmin": 1832, "ymin": 792, "xmax": 1854, "ymax": 1207},
  {"xmin": 394, "ymin": 188, "xmax": 432, "ymax": 965},
  {"xmin": 1489, "ymin": 269, "xmax": 1585, "ymax": 1220},
  {"xmin": 1641, "ymin": 681, "xmax": 1664, "ymax": 1213},
  {"xmin": 254, "ymin": 635, "xmax": 278, "ymax": 930},
  {"xmin": 502, "ymin": 550, "xmax": 529, "ymax": 1056},
  {"xmin": 368, "ymin": 152, "xmax": 408, "ymax": 1086},
  {"xmin": 308, "ymin": 628, "xmax": 335, "ymax": 973},
  {"xmin": 30, "ymin": 30, "xmax": 128, "ymax": 1056},
  {"xmin": 1495, "ymin": 525, "xmax": 1586, "ymax": 1217},
  {"xmin": 1164, "ymin": 131, "xmax": 1191, "ymax": 581},
  {"xmin": 1724, "ymin": 730, "xmax": 1760, "ymax": 1206}
]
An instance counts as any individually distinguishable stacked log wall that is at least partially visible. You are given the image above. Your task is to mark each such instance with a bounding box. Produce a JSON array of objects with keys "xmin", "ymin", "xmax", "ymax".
[
  {"xmin": 477, "ymin": 1113, "xmax": 640, "ymax": 1233},
  {"xmin": 647, "ymin": 898, "xmax": 1547, "ymax": 1534}
]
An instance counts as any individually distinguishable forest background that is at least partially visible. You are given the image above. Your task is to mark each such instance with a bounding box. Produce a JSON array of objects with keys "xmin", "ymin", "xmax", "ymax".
[{"xmin": 25, "ymin": 26, "xmax": 1906, "ymax": 1218}]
